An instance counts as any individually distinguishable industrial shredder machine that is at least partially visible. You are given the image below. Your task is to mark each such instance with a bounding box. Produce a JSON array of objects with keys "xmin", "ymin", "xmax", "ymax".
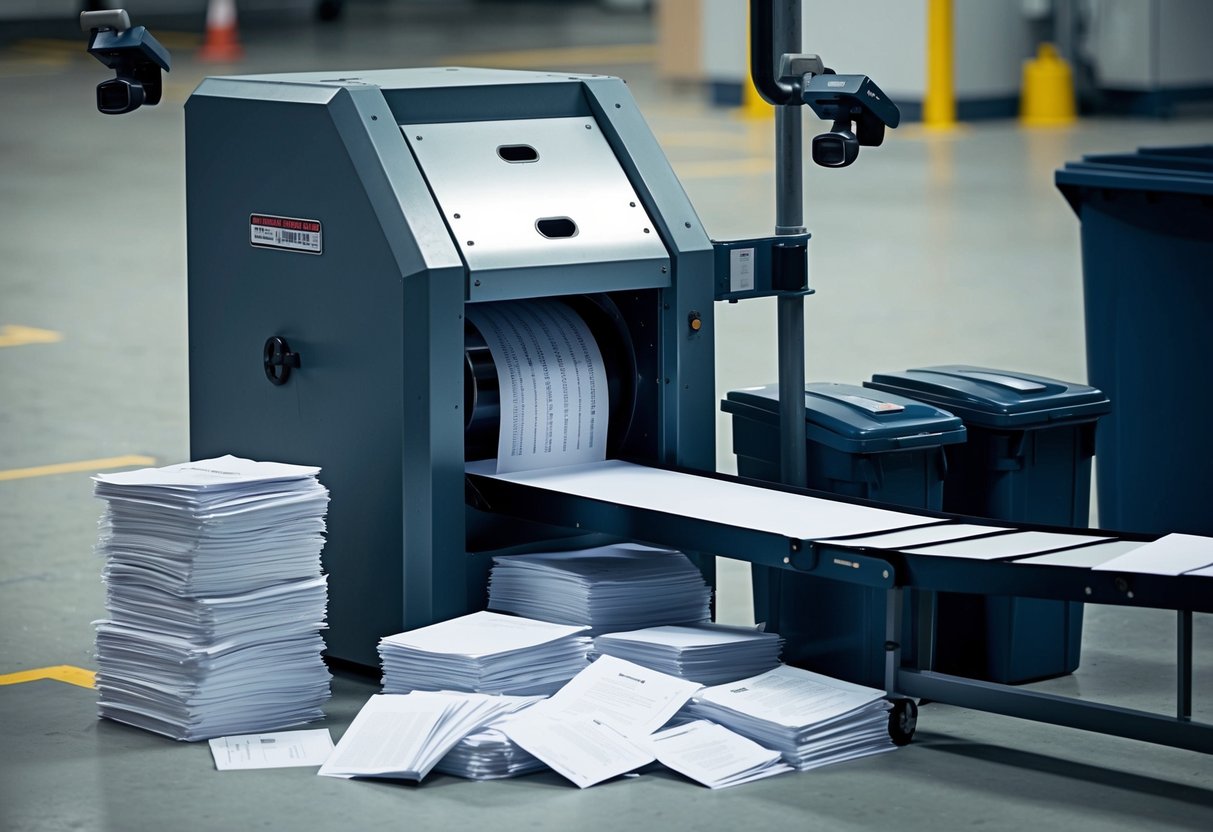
[{"xmin": 186, "ymin": 68, "xmax": 721, "ymax": 665}]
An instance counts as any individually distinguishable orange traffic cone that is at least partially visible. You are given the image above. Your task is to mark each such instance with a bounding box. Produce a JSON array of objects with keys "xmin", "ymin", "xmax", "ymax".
[{"xmin": 198, "ymin": 0, "xmax": 243, "ymax": 63}]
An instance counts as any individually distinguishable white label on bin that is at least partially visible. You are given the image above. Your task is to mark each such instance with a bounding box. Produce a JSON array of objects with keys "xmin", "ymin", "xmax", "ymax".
[{"xmin": 730, "ymin": 248, "xmax": 755, "ymax": 292}]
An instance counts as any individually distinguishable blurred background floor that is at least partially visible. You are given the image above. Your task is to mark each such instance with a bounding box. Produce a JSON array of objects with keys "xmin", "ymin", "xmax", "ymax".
[{"xmin": 1, "ymin": 2, "xmax": 1211, "ymax": 830}]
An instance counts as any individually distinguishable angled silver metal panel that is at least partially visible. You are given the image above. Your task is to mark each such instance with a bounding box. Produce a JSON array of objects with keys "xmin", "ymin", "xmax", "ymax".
[{"xmin": 406, "ymin": 117, "xmax": 670, "ymax": 301}]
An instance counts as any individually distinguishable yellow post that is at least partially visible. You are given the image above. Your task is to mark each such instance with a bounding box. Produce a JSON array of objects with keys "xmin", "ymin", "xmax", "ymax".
[
  {"xmin": 741, "ymin": 20, "xmax": 772, "ymax": 120},
  {"xmin": 924, "ymin": 0, "xmax": 956, "ymax": 129},
  {"xmin": 1020, "ymin": 43, "xmax": 1077, "ymax": 127}
]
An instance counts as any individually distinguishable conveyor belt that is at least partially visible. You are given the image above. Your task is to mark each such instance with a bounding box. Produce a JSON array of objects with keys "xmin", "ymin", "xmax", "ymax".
[{"xmin": 467, "ymin": 459, "xmax": 1212, "ymax": 753}]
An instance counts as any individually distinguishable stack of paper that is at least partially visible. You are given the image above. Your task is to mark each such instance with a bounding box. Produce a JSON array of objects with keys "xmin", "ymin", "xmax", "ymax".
[
  {"xmin": 379, "ymin": 611, "xmax": 591, "ymax": 696},
  {"xmin": 319, "ymin": 692, "xmax": 531, "ymax": 782},
  {"xmin": 594, "ymin": 623, "xmax": 783, "ymax": 686},
  {"xmin": 647, "ymin": 719, "xmax": 792, "ymax": 789},
  {"xmin": 92, "ymin": 455, "xmax": 332, "ymax": 741},
  {"xmin": 434, "ymin": 703, "xmax": 546, "ymax": 780},
  {"xmin": 487, "ymin": 544, "xmax": 711, "ymax": 636},
  {"xmin": 684, "ymin": 665, "xmax": 895, "ymax": 771}
]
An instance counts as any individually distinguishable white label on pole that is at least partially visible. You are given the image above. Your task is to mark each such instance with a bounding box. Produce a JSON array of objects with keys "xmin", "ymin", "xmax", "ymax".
[{"xmin": 729, "ymin": 248, "xmax": 755, "ymax": 293}]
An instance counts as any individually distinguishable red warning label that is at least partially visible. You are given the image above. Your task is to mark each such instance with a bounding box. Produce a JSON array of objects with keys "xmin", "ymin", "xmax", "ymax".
[{"xmin": 250, "ymin": 214, "xmax": 323, "ymax": 254}]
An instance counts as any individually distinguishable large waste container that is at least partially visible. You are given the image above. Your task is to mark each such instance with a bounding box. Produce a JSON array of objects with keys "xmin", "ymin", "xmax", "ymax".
[
  {"xmin": 723, "ymin": 382, "xmax": 966, "ymax": 688},
  {"xmin": 866, "ymin": 366, "xmax": 1111, "ymax": 683},
  {"xmin": 1056, "ymin": 145, "xmax": 1213, "ymax": 536}
]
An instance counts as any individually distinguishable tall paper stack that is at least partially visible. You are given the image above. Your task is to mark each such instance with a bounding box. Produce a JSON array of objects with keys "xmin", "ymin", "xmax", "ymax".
[{"xmin": 92, "ymin": 455, "xmax": 332, "ymax": 741}]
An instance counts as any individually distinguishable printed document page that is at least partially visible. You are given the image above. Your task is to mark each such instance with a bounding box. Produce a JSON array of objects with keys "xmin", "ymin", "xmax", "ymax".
[
  {"xmin": 525, "ymin": 654, "xmax": 702, "ymax": 736},
  {"xmin": 209, "ymin": 729, "xmax": 333, "ymax": 770},
  {"xmin": 647, "ymin": 720, "xmax": 791, "ymax": 789},
  {"xmin": 696, "ymin": 665, "xmax": 885, "ymax": 728},
  {"xmin": 500, "ymin": 656, "xmax": 701, "ymax": 788},
  {"xmin": 467, "ymin": 300, "xmax": 608, "ymax": 474},
  {"xmin": 503, "ymin": 715, "xmax": 653, "ymax": 789}
]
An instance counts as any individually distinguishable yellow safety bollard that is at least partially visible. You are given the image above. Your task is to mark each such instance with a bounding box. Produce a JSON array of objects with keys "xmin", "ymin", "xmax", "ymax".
[
  {"xmin": 1020, "ymin": 43, "xmax": 1077, "ymax": 127},
  {"xmin": 923, "ymin": 0, "xmax": 956, "ymax": 130}
]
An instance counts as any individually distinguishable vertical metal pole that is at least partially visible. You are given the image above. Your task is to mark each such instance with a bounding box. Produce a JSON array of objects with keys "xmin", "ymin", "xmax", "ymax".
[
  {"xmin": 1178, "ymin": 610, "xmax": 1193, "ymax": 720},
  {"xmin": 886, "ymin": 587, "xmax": 904, "ymax": 695},
  {"xmin": 773, "ymin": 0, "xmax": 807, "ymax": 488}
]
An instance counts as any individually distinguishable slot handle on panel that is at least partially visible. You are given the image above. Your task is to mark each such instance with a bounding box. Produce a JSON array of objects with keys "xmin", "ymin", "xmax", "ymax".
[
  {"xmin": 497, "ymin": 144, "xmax": 539, "ymax": 163},
  {"xmin": 536, "ymin": 217, "xmax": 578, "ymax": 239}
]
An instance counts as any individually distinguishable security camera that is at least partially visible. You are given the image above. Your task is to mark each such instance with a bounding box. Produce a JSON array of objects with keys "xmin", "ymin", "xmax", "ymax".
[
  {"xmin": 802, "ymin": 73, "xmax": 900, "ymax": 168},
  {"xmin": 81, "ymin": 9, "xmax": 171, "ymax": 115}
]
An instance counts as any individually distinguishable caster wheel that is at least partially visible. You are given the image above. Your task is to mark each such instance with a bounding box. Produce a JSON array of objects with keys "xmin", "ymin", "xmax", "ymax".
[{"xmin": 888, "ymin": 698, "xmax": 917, "ymax": 746}]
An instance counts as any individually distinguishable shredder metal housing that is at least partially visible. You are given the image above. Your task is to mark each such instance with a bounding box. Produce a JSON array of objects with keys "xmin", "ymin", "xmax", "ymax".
[{"xmin": 185, "ymin": 68, "xmax": 717, "ymax": 665}]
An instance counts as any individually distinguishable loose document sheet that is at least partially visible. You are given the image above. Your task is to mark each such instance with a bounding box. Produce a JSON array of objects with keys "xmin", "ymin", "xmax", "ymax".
[
  {"xmin": 209, "ymin": 729, "xmax": 333, "ymax": 770},
  {"xmin": 378, "ymin": 610, "xmax": 587, "ymax": 660},
  {"xmin": 502, "ymin": 656, "xmax": 702, "ymax": 788},
  {"xmin": 1016, "ymin": 539, "xmax": 1146, "ymax": 568},
  {"xmin": 820, "ymin": 523, "xmax": 1012, "ymax": 551},
  {"xmin": 695, "ymin": 664, "xmax": 885, "ymax": 728},
  {"xmin": 468, "ymin": 459, "xmax": 936, "ymax": 542},
  {"xmin": 95, "ymin": 454, "xmax": 321, "ymax": 489},
  {"xmin": 467, "ymin": 300, "xmax": 608, "ymax": 474},
  {"xmin": 1091, "ymin": 533, "xmax": 1213, "ymax": 576},
  {"xmin": 900, "ymin": 530, "xmax": 1112, "ymax": 561},
  {"xmin": 646, "ymin": 720, "xmax": 791, "ymax": 789}
]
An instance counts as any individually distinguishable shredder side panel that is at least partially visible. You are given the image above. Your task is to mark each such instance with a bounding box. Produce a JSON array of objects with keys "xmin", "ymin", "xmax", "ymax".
[
  {"xmin": 331, "ymin": 86, "xmax": 470, "ymax": 635},
  {"xmin": 582, "ymin": 79, "xmax": 716, "ymax": 473},
  {"xmin": 583, "ymin": 79, "xmax": 717, "ymax": 588},
  {"xmin": 185, "ymin": 82, "xmax": 466, "ymax": 666}
]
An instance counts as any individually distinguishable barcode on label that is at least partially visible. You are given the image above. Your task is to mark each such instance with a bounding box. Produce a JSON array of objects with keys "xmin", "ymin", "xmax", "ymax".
[{"xmin": 249, "ymin": 214, "xmax": 323, "ymax": 255}]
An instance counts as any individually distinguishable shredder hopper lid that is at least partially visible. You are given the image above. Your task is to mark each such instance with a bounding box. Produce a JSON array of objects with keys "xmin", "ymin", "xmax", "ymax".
[
  {"xmin": 864, "ymin": 366, "xmax": 1111, "ymax": 429},
  {"xmin": 722, "ymin": 382, "xmax": 966, "ymax": 454}
]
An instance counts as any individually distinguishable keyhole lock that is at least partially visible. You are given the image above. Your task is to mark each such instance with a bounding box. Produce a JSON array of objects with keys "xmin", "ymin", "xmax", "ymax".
[{"xmin": 263, "ymin": 336, "xmax": 301, "ymax": 385}]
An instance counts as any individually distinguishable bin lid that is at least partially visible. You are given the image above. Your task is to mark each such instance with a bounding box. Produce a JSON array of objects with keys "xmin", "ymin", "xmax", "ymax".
[
  {"xmin": 722, "ymin": 382, "xmax": 966, "ymax": 453},
  {"xmin": 1056, "ymin": 144, "xmax": 1213, "ymax": 215},
  {"xmin": 864, "ymin": 366, "xmax": 1111, "ymax": 429}
]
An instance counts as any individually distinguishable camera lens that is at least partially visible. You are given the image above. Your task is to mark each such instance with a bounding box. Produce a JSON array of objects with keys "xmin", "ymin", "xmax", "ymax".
[
  {"xmin": 813, "ymin": 135, "xmax": 847, "ymax": 167},
  {"xmin": 97, "ymin": 78, "xmax": 143, "ymax": 115}
]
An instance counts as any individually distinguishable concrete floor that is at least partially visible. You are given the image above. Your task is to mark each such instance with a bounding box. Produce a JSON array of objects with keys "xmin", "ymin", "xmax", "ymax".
[{"xmin": 1, "ymin": 2, "xmax": 1211, "ymax": 830}]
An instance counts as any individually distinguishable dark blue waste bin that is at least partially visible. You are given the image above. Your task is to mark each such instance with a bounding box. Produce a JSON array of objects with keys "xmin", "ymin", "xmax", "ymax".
[
  {"xmin": 1056, "ymin": 145, "xmax": 1213, "ymax": 536},
  {"xmin": 865, "ymin": 366, "xmax": 1111, "ymax": 684},
  {"xmin": 723, "ymin": 382, "xmax": 966, "ymax": 688}
]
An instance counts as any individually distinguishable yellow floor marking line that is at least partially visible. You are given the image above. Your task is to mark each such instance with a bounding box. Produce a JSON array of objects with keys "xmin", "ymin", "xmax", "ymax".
[
  {"xmin": 0, "ymin": 454, "xmax": 155, "ymax": 483},
  {"xmin": 0, "ymin": 324, "xmax": 63, "ymax": 348},
  {"xmin": 0, "ymin": 665, "xmax": 96, "ymax": 689},
  {"xmin": 439, "ymin": 43, "xmax": 655, "ymax": 69}
]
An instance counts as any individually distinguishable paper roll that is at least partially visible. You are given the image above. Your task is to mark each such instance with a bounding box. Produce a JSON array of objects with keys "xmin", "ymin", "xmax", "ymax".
[{"xmin": 465, "ymin": 300, "xmax": 609, "ymax": 474}]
